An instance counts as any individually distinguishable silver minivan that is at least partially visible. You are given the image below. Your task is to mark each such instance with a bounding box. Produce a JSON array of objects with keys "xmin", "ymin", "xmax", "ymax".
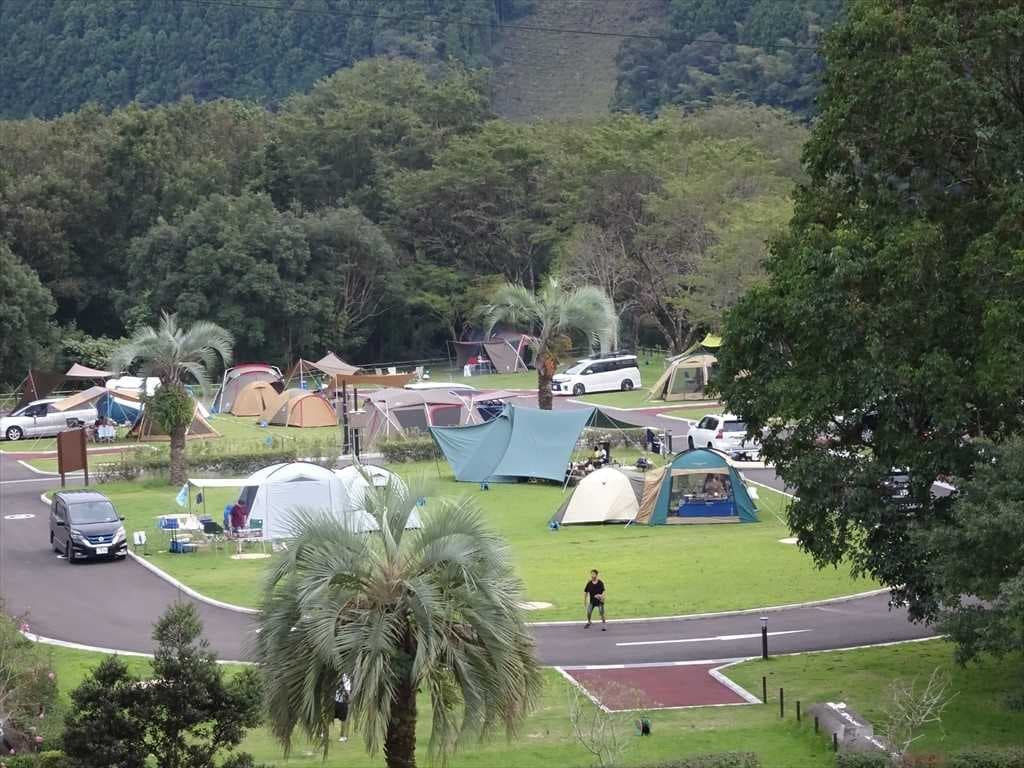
[{"xmin": 0, "ymin": 398, "xmax": 98, "ymax": 441}]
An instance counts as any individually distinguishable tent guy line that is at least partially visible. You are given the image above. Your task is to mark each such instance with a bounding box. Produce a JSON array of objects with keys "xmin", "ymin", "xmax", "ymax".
[{"xmin": 616, "ymin": 629, "xmax": 811, "ymax": 647}]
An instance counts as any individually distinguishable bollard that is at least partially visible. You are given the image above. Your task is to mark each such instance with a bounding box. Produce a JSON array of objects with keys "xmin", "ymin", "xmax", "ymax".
[
  {"xmin": 833, "ymin": 732, "xmax": 838, "ymax": 752},
  {"xmin": 814, "ymin": 716, "xmax": 819, "ymax": 734},
  {"xmin": 762, "ymin": 676, "xmax": 767, "ymax": 703},
  {"xmin": 761, "ymin": 616, "xmax": 769, "ymax": 659},
  {"xmin": 796, "ymin": 700, "xmax": 801, "ymax": 722},
  {"xmin": 779, "ymin": 688, "xmax": 784, "ymax": 718}
]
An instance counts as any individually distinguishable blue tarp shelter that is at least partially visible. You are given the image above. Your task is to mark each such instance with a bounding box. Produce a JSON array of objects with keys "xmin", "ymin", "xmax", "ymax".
[{"xmin": 431, "ymin": 404, "xmax": 595, "ymax": 483}]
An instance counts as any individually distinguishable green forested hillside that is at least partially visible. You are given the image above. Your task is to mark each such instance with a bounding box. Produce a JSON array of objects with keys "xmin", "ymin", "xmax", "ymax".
[
  {"xmin": 0, "ymin": 58, "xmax": 806, "ymax": 382},
  {"xmin": 0, "ymin": 0, "xmax": 527, "ymax": 118},
  {"xmin": 614, "ymin": 0, "xmax": 845, "ymax": 118}
]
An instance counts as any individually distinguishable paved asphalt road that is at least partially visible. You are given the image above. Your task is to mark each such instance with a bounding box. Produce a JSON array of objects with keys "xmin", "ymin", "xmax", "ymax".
[{"xmin": 0, "ymin": 407, "xmax": 933, "ymax": 664}]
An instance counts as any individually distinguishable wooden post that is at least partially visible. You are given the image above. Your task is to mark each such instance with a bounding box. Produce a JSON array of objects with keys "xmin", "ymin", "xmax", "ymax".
[
  {"xmin": 796, "ymin": 700, "xmax": 801, "ymax": 722},
  {"xmin": 762, "ymin": 676, "xmax": 767, "ymax": 703},
  {"xmin": 779, "ymin": 688, "xmax": 784, "ymax": 718},
  {"xmin": 814, "ymin": 716, "xmax": 819, "ymax": 733},
  {"xmin": 832, "ymin": 732, "xmax": 838, "ymax": 752}
]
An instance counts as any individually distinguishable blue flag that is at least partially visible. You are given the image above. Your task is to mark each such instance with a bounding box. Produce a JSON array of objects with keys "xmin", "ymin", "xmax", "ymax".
[{"xmin": 175, "ymin": 484, "xmax": 188, "ymax": 508}]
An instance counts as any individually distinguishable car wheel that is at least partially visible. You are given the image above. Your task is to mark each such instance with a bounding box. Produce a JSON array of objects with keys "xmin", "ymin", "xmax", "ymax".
[
  {"xmin": 573, "ymin": 384, "xmax": 585, "ymax": 396},
  {"xmin": 621, "ymin": 379, "xmax": 634, "ymax": 391},
  {"xmin": 5, "ymin": 425, "xmax": 23, "ymax": 441},
  {"xmin": 687, "ymin": 436, "xmax": 695, "ymax": 450},
  {"xmin": 65, "ymin": 541, "xmax": 75, "ymax": 564},
  {"xmin": 707, "ymin": 442, "xmax": 714, "ymax": 449}
]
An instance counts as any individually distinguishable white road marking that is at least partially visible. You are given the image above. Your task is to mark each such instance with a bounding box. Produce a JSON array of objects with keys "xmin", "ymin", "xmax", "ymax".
[
  {"xmin": 616, "ymin": 629, "xmax": 811, "ymax": 647},
  {"xmin": 0, "ymin": 477, "xmax": 68, "ymax": 484},
  {"xmin": 4, "ymin": 513, "xmax": 35, "ymax": 520}
]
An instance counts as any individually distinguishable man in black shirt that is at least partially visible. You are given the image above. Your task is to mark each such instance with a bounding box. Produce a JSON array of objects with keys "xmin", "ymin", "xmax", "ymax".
[{"xmin": 583, "ymin": 569, "xmax": 606, "ymax": 630}]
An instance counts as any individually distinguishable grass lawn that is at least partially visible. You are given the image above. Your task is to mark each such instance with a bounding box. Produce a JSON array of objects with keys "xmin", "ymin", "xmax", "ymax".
[
  {"xmin": 40, "ymin": 639, "xmax": 1024, "ymax": 767},
  {"xmin": 88, "ymin": 461, "xmax": 875, "ymax": 616},
  {"xmin": 43, "ymin": 644, "xmax": 831, "ymax": 768},
  {"xmin": 728, "ymin": 641, "xmax": 1024, "ymax": 755}
]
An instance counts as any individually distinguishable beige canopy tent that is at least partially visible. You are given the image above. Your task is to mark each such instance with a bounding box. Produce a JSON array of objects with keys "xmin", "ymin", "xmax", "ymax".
[
  {"xmin": 329, "ymin": 371, "xmax": 416, "ymax": 389},
  {"xmin": 648, "ymin": 335, "xmax": 722, "ymax": 402},
  {"xmin": 259, "ymin": 389, "xmax": 337, "ymax": 428},
  {"xmin": 315, "ymin": 352, "xmax": 360, "ymax": 376},
  {"xmin": 64, "ymin": 363, "xmax": 112, "ymax": 379},
  {"xmin": 128, "ymin": 404, "xmax": 219, "ymax": 441},
  {"xmin": 230, "ymin": 380, "xmax": 281, "ymax": 417},
  {"xmin": 52, "ymin": 386, "xmax": 110, "ymax": 412}
]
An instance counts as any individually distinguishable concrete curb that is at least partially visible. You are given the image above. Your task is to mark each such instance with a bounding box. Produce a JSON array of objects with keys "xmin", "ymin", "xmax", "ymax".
[
  {"xmin": 127, "ymin": 551, "xmax": 260, "ymax": 615},
  {"xmin": 21, "ymin": 631, "xmax": 252, "ymax": 665}
]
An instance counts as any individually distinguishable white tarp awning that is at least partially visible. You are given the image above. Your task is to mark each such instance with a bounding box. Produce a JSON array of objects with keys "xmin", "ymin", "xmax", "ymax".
[{"xmin": 187, "ymin": 478, "xmax": 253, "ymax": 488}]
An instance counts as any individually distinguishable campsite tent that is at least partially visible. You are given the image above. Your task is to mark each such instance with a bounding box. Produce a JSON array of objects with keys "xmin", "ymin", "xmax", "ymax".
[
  {"xmin": 450, "ymin": 332, "xmax": 535, "ymax": 374},
  {"xmin": 212, "ymin": 364, "xmax": 283, "ymax": 413},
  {"xmin": 128, "ymin": 404, "xmax": 219, "ymax": 441},
  {"xmin": 314, "ymin": 352, "xmax": 360, "ymax": 376},
  {"xmin": 551, "ymin": 467, "xmax": 640, "ymax": 525},
  {"xmin": 52, "ymin": 386, "xmax": 143, "ymax": 425},
  {"xmin": 635, "ymin": 448, "xmax": 757, "ymax": 524},
  {"xmin": 259, "ymin": 389, "xmax": 336, "ymax": 428},
  {"xmin": 648, "ymin": 335, "xmax": 722, "ymax": 402},
  {"xmin": 358, "ymin": 388, "xmax": 479, "ymax": 446},
  {"xmin": 11, "ymin": 369, "xmax": 65, "ymax": 412},
  {"xmin": 187, "ymin": 462, "xmax": 422, "ymax": 539},
  {"xmin": 431, "ymin": 404, "xmax": 596, "ymax": 483},
  {"xmin": 230, "ymin": 380, "xmax": 282, "ymax": 417},
  {"xmin": 106, "ymin": 376, "xmax": 161, "ymax": 396},
  {"xmin": 240, "ymin": 462, "xmax": 373, "ymax": 537},
  {"xmin": 334, "ymin": 465, "xmax": 423, "ymax": 529},
  {"xmin": 65, "ymin": 363, "xmax": 112, "ymax": 380}
]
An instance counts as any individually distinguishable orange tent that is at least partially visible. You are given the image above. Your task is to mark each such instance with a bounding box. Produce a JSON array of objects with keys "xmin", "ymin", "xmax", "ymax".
[{"xmin": 259, "ymin": 389, "xmax": 336, "ymax": 428}]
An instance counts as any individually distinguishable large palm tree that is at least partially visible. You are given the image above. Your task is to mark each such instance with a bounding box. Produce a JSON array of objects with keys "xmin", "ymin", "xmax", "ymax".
[
  {"xmin": 255, "ymin": 475, "xmax": 542, "ymax": 768},
  {"xmin": 110, "ymin": 312, "xmax": 233, "ymax": 484},
  {"xmin": 484, "ymin": 277, "xmax": 617, "ymax": 409}
]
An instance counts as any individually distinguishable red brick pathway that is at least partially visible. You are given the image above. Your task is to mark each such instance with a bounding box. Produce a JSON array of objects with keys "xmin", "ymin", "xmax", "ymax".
[{"xmin": 562, "ymin": 663, "xmax": 755, "ymax": 711}]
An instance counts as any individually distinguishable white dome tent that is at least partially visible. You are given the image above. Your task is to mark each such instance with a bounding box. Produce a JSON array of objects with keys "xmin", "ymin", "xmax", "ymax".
[
  {"xmin": 240, "ymin": 462, "xmax": 375, "ymax": 537},
  {"xmin": 187, "ymin": 461, "xmax": 423, "ymax": 541},
  {"xmin": 334, "ymin": 465, "xmax": 423, "ymax": 530}
]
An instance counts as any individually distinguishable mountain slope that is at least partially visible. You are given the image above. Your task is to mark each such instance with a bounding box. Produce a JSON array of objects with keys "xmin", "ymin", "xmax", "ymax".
[{"xmin": 491, "ymin": 0, "xmax": 666, "ymax": 121}]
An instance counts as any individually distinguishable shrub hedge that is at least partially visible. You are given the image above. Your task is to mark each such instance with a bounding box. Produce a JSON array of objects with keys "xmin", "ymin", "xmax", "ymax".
[
  {"xmin": 641, "ymin": 754, "xmax": 760, "ymax": 768},
  {"xmin": 2, "ymin": 751, "xmax": 70, "ymax": 768},
  {"xmin": 378, "ymin": 437, "xmax": 441, "ymax": 463},
  {"xmin": 947, "ymin": 750, "xmax": 1024, "ymax": 768},
  {"xmin": 836, "ymin": 754, "xmax": 890, "ymax": 768}
]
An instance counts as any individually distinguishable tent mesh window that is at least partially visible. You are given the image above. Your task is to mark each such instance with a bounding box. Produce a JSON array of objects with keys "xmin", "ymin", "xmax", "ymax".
[
  {"xmin": 670, "ymin": 366, "xmax": 705, "ymax": 396},
  {"xmin": 668, "ymin": 472, "xmax": 733, "ymax": 515}
]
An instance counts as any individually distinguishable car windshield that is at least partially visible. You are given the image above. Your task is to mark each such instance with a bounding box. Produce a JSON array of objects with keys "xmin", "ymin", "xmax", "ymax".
[
  {"xmin": 563, "ymin": 362, "xmax": 589, "ymax": 375},
  {"xmin": 723, "ymin": 421, "xmax": 747, "ymax": 433},
  {"xmin": 69, "ymin": 501, "xmax": 118, "ymax": 524}
]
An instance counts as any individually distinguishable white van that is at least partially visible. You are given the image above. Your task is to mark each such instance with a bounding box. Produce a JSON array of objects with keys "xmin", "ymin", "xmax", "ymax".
[{"xmin": 552, "ymin": 355, "xmax": 642, "ymax": 396}]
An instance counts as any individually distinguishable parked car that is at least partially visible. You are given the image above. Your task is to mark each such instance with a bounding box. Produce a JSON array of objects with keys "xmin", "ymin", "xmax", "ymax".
[
  {"xmin": 49, "ymin": 490, "xmax": 127, "ymax": 562},
  {"xmin": 0, "ymin": 398, "xmax": 98, "ymax": 441},
  {"xmin": 686, "ymin": 413, "xmax": 761, "ymax": 460},
  {"xmin": 552, "ymin": 354, "xmax": 642, "ymax": 396}
]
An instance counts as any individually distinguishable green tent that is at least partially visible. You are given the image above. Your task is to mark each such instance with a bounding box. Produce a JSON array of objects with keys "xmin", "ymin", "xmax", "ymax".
[
  {"xmin": 431, "ymin": 404, "xmax": 595, "ymax": 483},
  {"xmin": 635, "ymin": 448, "xmax": 758, "ymax": 524}
]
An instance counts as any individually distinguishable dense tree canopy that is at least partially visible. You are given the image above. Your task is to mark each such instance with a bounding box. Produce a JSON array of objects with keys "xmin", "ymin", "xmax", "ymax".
[
  {"xmin": 614, "ymin": 0, "xmax": 845, "ymax": 119},
  {"xmin": 715, "ymin": 0, "xmax": 1024, "ymax": 634},
  {"xmin": 0, "ymin": 0, "xmax": 529, "ymax": 118},
  {"xmin": 0, "ymin": 57, "xmax": 803, "ymax": 385}
]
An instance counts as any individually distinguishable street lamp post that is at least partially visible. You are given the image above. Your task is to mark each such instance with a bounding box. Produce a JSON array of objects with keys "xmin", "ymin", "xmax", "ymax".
[{"xmin": 761, "ymin": 616, "xmax": 769, "ymax": 660}]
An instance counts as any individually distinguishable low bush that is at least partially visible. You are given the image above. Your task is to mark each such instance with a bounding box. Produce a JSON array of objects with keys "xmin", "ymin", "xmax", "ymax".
[
  {"xmin": 378, "ymin": 437, "xmax": 441, "ymax": 463},
  {"xmin": 1, "ymin": 751, "xmax": 70, "ymax": 768},
  {"xmin": 836, "ymin": 754, "xmax": 890, "ymax": 768},
  {"xmin": 947, "ymin": 749, "xmax": 1024, "ymax": 768},
  {"xmin": 641, "ymin": 753, "xmax": 760, "ymax": 768}
]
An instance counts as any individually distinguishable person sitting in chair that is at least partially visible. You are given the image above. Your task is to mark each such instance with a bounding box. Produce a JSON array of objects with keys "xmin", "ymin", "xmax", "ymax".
[{"xmin": 702, "ymin": 473, "xmax": 726, "ymax": 498}]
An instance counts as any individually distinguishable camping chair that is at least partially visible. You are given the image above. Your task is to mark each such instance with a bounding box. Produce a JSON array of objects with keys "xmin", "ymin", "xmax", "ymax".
[
  {"xmin": 387, "ymin": 366, "xmax": 397, "ymax": 375},
  {"xmin": 236, "ymin": 518, "xmax": 266, "ymax": 554},
  {"xmin": 201, "ymin": 519, "xmax": 226, "ymax": 551},
  {"xmin": 414, "ymin": 365, "xmax": 424, "ymax": 380},
  {"xmin": 374, "ymin": 368, "xmax": 383, "ymax": 375}
]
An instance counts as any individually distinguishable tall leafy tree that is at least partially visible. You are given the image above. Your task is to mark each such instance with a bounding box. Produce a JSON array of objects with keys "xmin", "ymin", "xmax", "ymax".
[
  {"xmin": 0, "ymin": 243, "xmax": 57, "ymax": 385},
  {"xmin": 484, "ymin": 278, "xmax": 617, "ymax": 409},
  {"xmin": 110, "ymin": 312, "xmax": 232, "ymax": 484},
  {"xmin": 63, "ymin": 603, "xmax": 263, "ymax": 768},
  {"xmin": 714, "ymin": 0, "xmax": 1024, "ymax": 631},
  {"xmin": 929, "ymin": 439, "xmax": 1024, "ymax": 663},
  {"xmin": 256, "ymin": 475, "xmax": 542, "ymax": 768}
]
